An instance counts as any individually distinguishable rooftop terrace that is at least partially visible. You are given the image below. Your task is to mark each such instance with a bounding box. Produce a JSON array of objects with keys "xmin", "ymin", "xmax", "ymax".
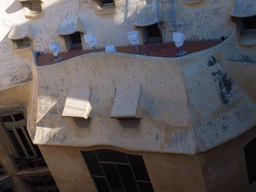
[{"xmin": 36, "ymin": 41, "xmax": 221, "ymax": 66}]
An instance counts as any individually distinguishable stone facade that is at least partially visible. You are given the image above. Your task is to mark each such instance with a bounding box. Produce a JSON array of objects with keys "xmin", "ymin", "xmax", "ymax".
[{"xmin": 0, "ymin": 0, "xmax": 256, "ymax": 191}]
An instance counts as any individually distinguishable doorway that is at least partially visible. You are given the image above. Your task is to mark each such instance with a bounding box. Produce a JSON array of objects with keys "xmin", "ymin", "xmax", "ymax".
[{"xmin": 145, "ymin": 23, "xmax": 162, "ymax": 42}]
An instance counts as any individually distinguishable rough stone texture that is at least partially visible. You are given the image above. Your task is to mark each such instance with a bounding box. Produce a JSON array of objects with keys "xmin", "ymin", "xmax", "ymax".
[
  {"xmin": 0, "ymin": 0, "xmax": 32, "ymax": 91},
  {"xmin": 221, "ymin": 60, "xmax": 256, "ymax": 105},
  {"xmin": 35, "ymin": 53, "xmax": 193, "ymax": 153},
  {"xmin": 1, "ymin": 0, "xmax": 256, "ymax": 191},
  {"xmin": 173, "ymin": 0, "xmax": 235, "ymax": 41},
  {"xmin": 180, "ymin": 49, "xmax": 256, "ymax": 152},
  {"xmin": 30, "ymin": 30, "xmax": 256, "ymax": 154}
]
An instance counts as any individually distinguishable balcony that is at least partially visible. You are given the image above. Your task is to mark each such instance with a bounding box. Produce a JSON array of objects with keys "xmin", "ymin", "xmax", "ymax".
[{"xmin": 36, "ymin": 41, "xmax": 221, "ymax": 66}]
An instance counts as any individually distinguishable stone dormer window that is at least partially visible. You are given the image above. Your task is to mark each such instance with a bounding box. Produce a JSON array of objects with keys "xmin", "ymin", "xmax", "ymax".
[
  {"xmin": 8, "ymin": 24, "xmax": 35, "ymax": 51},
  {"xmin": 12, "ymin": 37, "xmax": 31, "ymax": 49},
  {"xmin": 57, "ymin": 17, "xmax": 86, "ymax": 50},
  {"xmin": 94, "ymin": 0, "xmax": 116, "ymax": 15},
  {"xmin": 68, "ymin": 32, "xmax": 82, "ymax": 48},
  {"xmin": 18, "ymin": 0, "xmax": 42, "ymax": 19},
  {"xmin": 96, "ymin": 0, "xmax": 114, "ymax": 7},
  {"xmin": 238, "ymin": 16, "xmax": 256, "ymax": 47},
  {"xmin": 231, "ymin": 0, "xmax": 256, "ymax": 47},
  {"xmin": 134, "ymin": 6, "xmax": 162, "ymax": 43}
]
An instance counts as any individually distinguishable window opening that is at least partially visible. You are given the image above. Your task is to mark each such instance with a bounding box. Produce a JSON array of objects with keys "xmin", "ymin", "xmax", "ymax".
[
  {"xmin": 21, "ymin": 1, "xmax": 32, "ymax": 9},
  {"xmin": 2, "ymin": 188, "xmax": 14, "ymax": 192},
  {"xmin": 0, "ymin": 112, "xmax": 45, "ymax": 169},
  {"xmin": 20, "ymin": 1, "xmax": 42, "ymax": 12},
  {"xmin": 96, "ymin": 0, "xmax": 114, "ymax": 7},
  {"xmin": 29, "ymin": 178, "xmax": 59, "ymax": 192},
  {"xmin": 29, "ymin": 2, "xmax": 42, "ymax": 12},
  {"xmin": 244, "ymin": 138, "xmax": 256, "ymax": 185},
  {"xmin": 101, "ymin": 0, "xmax": 114, "ymax": 5},
  {"xmin": 81, "ymin": 149, "xmax": 154, "ymax": 192},
  {"xmin": 12, "ymin": 38, "xmax": 31, "ymax": 49},
  {"xmin": 0, "ymin": 164, "xmax": 6, "ymax": 176},
  {"xmin": 242, "ymin": 15, "xmax": 256, "ymax": 31},
  {"xmin": 69, "ymin": 32, "xmax": 82, "ymax": 48},
  {"xmin": 145, "ymin": 23, "xmax": 162, "ymax": 42}
]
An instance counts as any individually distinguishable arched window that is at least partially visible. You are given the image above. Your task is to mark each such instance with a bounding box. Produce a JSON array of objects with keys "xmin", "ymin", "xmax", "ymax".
[
  {"xmin": 244, "ymin": 138, "xmax": 256, "ymax": 185},
  {"xmin": 81, "ymin": 149, "xmax": 154, "ymax": 192}
]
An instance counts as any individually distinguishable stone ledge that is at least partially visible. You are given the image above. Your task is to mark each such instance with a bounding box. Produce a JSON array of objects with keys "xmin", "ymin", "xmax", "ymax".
[
  {"xmin": 96, "ymin": 6, "xmax": 116, "ymax": 15},
  {"xmin": 239, "ymin": 31, "xmax": 256, "ymax": 47},
  {"xmin": 182, "ymin": 0, "xmax": 205, "ymax": 4}
]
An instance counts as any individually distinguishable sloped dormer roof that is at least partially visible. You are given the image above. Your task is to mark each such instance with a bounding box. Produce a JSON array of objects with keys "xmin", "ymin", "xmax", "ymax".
[
  {"xmin": 8, "ymin": 23, "xmax": 35, "ymax": 40},
  {"xmin": 231, "ymin": 0, "xmax": 256, "ymax": 17},
  {"xmin": 57, "ymin": 17, "xmax": 86, "ymax": 35},
  {"xmin": 134, "ymin": 5, "xmax": 161, "ymax": 27}
]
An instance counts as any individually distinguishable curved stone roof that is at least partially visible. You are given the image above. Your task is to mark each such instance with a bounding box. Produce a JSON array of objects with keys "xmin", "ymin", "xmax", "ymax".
[{"xmin": 32, "ymin": 31, "xmax": 256, "ymax": 155}]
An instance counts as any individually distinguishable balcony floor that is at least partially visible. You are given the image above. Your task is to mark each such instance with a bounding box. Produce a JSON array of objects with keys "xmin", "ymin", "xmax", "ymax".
[{"xmin": 36, "ymin": 41, "xmax": 221, "ymax": 66}]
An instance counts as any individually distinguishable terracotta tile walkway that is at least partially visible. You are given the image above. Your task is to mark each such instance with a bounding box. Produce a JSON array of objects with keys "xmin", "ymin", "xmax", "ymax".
[{"xmin": 36, "ymin": 41, "xmax": 221, "ymax": 66}]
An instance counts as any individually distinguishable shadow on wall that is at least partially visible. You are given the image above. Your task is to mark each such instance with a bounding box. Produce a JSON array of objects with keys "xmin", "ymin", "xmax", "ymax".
[{"xmin": 5, "ymin": 0, "xmax": 21, "ymax": 14}]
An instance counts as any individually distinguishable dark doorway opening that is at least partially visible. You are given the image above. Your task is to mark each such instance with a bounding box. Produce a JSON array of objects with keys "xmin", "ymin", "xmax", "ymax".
[
  {"xmin": 69, "ymin": 32, "xmax": 82, "ymax": 47},
  {"xmin": 145, "ymin": 23, "xmax": 162, "ymax": 42},
  {"xmin": 244, "ymin": 138, "xmax": 256, "ymax": 185},
  {"xmin": 242, "ymin": 15, "xmax": 256, "ymax": 30}
]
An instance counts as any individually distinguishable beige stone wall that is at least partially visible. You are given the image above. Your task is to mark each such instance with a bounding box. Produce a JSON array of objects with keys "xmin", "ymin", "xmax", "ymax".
[
  {"xmin": 174, "ymin": 0, "xmax": 235, "ymax": 41},
  {"xmin": 143, "ymin": 153, "xmax": 206, "ymax": 192},
  {"xmin": 198, "ymin": 126, "xmax": 256, "ymax": 192},
  {"xmin": 39, "ymin": 127, "xmax": 256, "ymax": 192},
  {"xmin": 39, "ymin": 145, "xmax": 206, "ymax": 192},
  {"xmin": 0, "ymin": 82, "xmax": 31, "ymax": 114},
  {"xmin": 1, "ymin": 0, "xmax": 236, "ymax": 52}
]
